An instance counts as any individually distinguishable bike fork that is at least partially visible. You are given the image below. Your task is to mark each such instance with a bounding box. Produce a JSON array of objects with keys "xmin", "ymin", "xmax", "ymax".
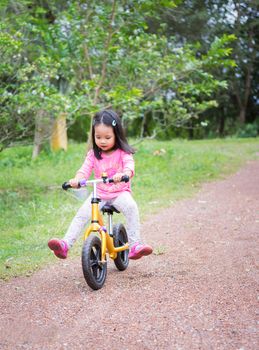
[{"xmin": 107, "ymin": 213, "xmax": 113, "ymax": 237}]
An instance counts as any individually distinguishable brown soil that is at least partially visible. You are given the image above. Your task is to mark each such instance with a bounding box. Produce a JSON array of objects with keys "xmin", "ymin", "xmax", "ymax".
[{"xmin": 0, "ymin": 161, "xmax": 259, "ymax": 350}]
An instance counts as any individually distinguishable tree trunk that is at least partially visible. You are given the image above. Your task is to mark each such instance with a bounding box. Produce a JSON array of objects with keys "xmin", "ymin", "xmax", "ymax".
[
  {"xmin": 50, "ymin": 113, "xmax": 68, "ymax": 152},
  {"xmin": 188, "ymin": 120, "xmax": 194, "ymax": 139},
  {"xmin": 218, "ymin": 107, "xmax": 225, "ymax": 136},
  {"xmin": 239, "ymin": 108, "xmax": 246, "ymax": 124},
  {"xmin": 232, "ymin": 5, "xmax": 255, "ymax": 126},
  {"xmin": 32, "ymin": 110, "xmax": 51, "ymax": 159}
]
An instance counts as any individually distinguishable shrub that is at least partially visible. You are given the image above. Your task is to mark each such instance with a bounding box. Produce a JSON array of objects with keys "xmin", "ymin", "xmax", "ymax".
[{"xmin": 236, "ymin": 121, "xmax": 258, "ymax": 138}]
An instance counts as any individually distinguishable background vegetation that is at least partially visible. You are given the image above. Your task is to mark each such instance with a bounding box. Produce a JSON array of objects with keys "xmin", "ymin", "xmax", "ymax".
[
  {"xmin": 0, "ymin": 1, "xmax": 258, "ymax": 279},
  {"xmin": 0, "ymin": 138, "xmax": 258, "ymax": 279},
  {"xmin": 1, "ymin": 0, "xmax": 258, "ymax": 156}
]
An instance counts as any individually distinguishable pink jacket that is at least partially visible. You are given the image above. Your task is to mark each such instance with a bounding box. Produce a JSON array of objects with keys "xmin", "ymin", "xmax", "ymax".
[{"xmin": 76, "ymin": 149, "xmax": 135, "ymax": 200}]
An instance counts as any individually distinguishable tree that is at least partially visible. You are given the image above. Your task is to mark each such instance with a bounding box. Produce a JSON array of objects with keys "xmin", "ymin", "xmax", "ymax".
[
  {"xmin": 58, "ymin": 0, "xmax": 235, "ymax": 139},
  {"xmin": 229, "ymin": 0, "xmax": 258, "ymax": 124},
  {"xmin": 151, "ymin": 0, "xmax": 259, "ymax": 134},
  {"xmin": 0, "ymin": 0, "xmax": 238, "ymax": 154},
  {"xmin": 0, "ymin": 1, "xmax": 79, "ymax": 155}
]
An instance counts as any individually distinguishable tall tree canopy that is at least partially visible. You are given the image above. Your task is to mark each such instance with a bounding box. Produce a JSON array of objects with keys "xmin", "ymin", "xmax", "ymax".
[
  {"xmin": 1, "ymin": 0, "xmax": 253, "ymax": 156},
  {"xmin": 151, "ymin": 0, "xmax": 259, "ymax": 135}
]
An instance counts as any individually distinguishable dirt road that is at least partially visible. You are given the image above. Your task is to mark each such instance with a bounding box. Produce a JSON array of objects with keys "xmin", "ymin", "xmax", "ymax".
[{"xmin": 0, "ymin": 160, "xmax": 258, "ymax": 350}]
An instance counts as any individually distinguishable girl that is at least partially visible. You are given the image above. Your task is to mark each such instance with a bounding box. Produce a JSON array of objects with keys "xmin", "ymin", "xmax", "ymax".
[{"xmin": 48, "ymin": 109, "xmax": 153, "ymax": 260}]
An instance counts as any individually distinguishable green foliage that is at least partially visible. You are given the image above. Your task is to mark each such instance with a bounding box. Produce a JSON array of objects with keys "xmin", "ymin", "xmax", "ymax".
[
  {"xmin": 236, "ymin": 121, "xmax": 259, "ymax": 138},
  {"xmin": 157, "ymin": 0, "xmax": 259, "ymax": 133},
  {"xmin": 0, "ymin": 138, "xmax": 258, "ymax": 279},
  {"xmin": 0, "ymin": 0, "xmax": 238, "ymax": 151}
]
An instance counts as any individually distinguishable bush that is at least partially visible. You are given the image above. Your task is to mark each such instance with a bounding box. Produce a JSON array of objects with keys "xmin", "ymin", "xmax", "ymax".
[
  {"xmin": 236, "ymin": 121, "xmax": 258, "ymax": 138},
  {"xmin": 68, "ymin": 115, "xmax": 90, "ymax": 142}
]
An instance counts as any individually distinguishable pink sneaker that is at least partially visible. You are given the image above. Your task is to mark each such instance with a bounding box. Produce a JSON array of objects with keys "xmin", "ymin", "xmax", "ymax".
[
  {"xmin": 48, "ymin": 238, "xmax": 68, "ymax": 259},
  {"xmin": 129, "ymin": 243, "xmax": 153, "ymax": 260}
]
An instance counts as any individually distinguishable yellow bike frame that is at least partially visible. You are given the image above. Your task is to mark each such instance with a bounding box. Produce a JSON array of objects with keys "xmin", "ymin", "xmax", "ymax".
[{"xmin": 82, "ymin": 176, "xmax": 129, "ymax": 263}]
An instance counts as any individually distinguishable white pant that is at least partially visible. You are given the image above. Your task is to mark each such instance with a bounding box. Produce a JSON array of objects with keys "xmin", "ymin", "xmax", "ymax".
[{"xmin": 64, "ymin": 191, "xmax": 140, "ymax": 248}]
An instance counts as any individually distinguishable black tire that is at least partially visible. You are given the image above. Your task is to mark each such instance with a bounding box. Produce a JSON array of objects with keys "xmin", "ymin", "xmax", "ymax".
[
  {"xmin": 113, "ymin": 224, "xmax": 129, "ymax": 271},
  {"xmin": 82, "ymin": 234, "xmax": 107, "ymax": 290}
]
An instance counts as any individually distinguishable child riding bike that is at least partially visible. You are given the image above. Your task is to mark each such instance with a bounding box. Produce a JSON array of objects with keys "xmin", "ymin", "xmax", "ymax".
[{"xmin": 48, "ymin": 109, "xmax": 153, "ymax": 260}]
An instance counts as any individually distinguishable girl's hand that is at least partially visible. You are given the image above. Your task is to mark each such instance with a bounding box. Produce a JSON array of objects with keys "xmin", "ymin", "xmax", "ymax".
[
  {"xmin": 69, "ymin": 178, "xmax": 80, "ymax": 188},
  {"xmin": 113, "ymin": 171, "xmax": 131, "ymax": 183},
  {"xmin": 112, "ymin": 173, "xmax": 124, "ymax": 183}
]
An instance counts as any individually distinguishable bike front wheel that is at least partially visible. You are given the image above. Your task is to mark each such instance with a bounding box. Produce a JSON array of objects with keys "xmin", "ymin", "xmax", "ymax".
[
  {"xmin": 82, "ymin": 234, "xmax": 107, "ymax": 290},
  {"xmin": 113, "ymin": 224, "xmax": 129, "ymax": 271}
]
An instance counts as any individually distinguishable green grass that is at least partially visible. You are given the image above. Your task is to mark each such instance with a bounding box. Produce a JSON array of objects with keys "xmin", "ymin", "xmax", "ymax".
[{"xmin": 0, "ymin": 138, "xmax": 258, "ymax": 279}]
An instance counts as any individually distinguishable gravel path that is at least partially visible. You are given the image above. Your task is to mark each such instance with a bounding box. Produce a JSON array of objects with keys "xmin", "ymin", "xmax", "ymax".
[{"xmin": 0, "ymin": 160, "xmax": 258, "ymax": 350}]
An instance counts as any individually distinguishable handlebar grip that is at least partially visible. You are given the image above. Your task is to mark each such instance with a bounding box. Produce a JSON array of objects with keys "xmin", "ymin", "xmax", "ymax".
[
  {"xmin": 62, "ymin": 182, "xmax": 72, "ymax": 190},
  {"xmin": 62, "ymin": 180, "xmax": 83, "ymax": 190},
  {"xmin": 121, "ymin": 175, "xmax": 130, "ymax": 183},
  {"xmin": 108, "ymin": 175, "xmax": 130, "ymax": 183}
]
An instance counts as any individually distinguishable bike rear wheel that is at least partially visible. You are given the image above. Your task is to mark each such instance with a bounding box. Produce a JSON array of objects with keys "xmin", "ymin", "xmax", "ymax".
[
  {"xmin": 82, "ymin": 234, "xmax": 107, "ymax": 290},
  {"xmin": 113, "ymin": 224, "xmax": 129, "ymax": 271}
]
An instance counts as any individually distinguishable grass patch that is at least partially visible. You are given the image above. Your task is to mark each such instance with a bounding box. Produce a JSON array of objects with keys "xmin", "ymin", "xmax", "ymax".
[{"xmin": 0, "ymin": 138, "xmax": 258, "ymax": 279}]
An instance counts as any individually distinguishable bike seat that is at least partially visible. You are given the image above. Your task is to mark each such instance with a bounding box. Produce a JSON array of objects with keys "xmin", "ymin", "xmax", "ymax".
[{"xmin": 101, "ymin": 205, "xmax": 120, "ymax": 215}]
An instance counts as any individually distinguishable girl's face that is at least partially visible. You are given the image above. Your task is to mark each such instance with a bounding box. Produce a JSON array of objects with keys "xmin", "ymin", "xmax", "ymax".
[{"xmin": 94, "ymin": 123, "xmax": 115, "ymax": 153}]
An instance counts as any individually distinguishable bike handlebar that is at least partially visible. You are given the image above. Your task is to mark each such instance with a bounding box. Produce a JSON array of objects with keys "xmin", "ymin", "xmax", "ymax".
[{"xmin": 62, "ymin": 175, "xmax": 130, "ymax": 191}]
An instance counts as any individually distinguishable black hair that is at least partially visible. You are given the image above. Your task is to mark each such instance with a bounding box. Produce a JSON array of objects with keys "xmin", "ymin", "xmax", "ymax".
[{"xmin": 91, "ymin": 109, "xmax": 135, "ymax": 160}]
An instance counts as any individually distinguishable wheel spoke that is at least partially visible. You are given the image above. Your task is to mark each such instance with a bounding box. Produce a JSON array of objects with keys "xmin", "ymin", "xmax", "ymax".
[
  {"xmin": 90, "ymin": 245, "xmax": 104, "ymax": 279},
  {"xmin": 91, "ymin": 263, "xmax": 99, "ymax": 278},
  {"xmin": 90, "ymin": 259, "xmax": 97, "ymax": 267},
  {"xmin": 91, "ymin": 248, "xmax": 98, "ymax": 261}
]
